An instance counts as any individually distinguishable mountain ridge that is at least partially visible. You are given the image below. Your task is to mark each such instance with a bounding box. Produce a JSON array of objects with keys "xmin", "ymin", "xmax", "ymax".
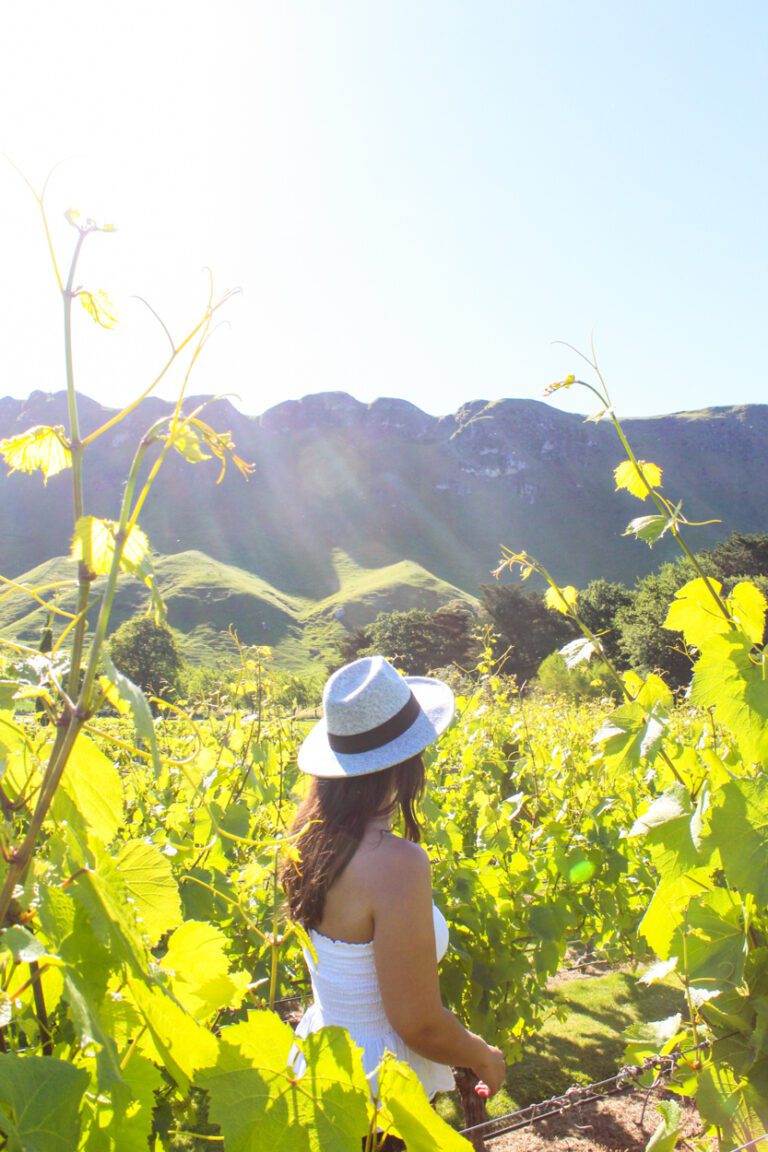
[{"xmin": 1, "ymin": 390, "xmax": 766, "ymax": 603}]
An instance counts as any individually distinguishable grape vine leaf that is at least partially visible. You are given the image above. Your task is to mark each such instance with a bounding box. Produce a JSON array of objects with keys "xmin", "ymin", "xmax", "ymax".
[
  {"xmin": 81, "ymin": 1052, "xmax": 162, "ymax": 1152},
  {"xmin": 167, "ymin": 423, "xmax": 212, "ymax": 464},
  {"xmin": 161, "ymin": 920, "xmax": 249, "ymax": 1020},
  {"xmin": 614, "ymin": 459, "xmax": 663, "ymax": 499},
  {"xmin": 708, "ymin": 779, "xmax": 768, "ymax": 904},
  {"xmin": 53, "ymin": 732, "xmax": 124, "ymax": 847},
  {"xmin": 663, "ymin": 578, "xmax": 729, "ymax": 649},
  {"xmin": 544, "ymin": 585, "xmax": 577, "ymax": 614},
  {"xmin": 623, "ymin": 1014, "xmax": 682, "ymax": 1064},
  {"xmin": 125, "ymin": 978, "xmax": 219, "ymax": 1092},
  {"xmin": 111, "ymin": 839, "xmax": 183, "ymax": 946},
  {"xmin": 671, "ymin": 889, "xmax": 747, "ymax": 991},
  {"xmin": 79, "ymin": 289, "xmax": 118, "ymax": 328},
  {"xmin": 690, "ymin": 633, "xmax": 768, "ymax": 764},
  {"xmin": 196, "ymin": 1011, "xmax": 372, "ymax": 1151},
  {"xmin": 0, "ymin": 425, "xmax": 72, "ymax": 482},
  {"xmin": 629, "ymin": 786, "xmax": 708, "ymax": 882},
  {"xmin": 377, "ymin": 1054, "xmax": 473, "ymax": 1150},
  {"xmin": 729, "ymin": 581, "xmax": 767, "ymax": 644},
  {"xmin": 0, "ymin": 1054, "xmax": 89, "ymax": 1152},
  {"xmin": 593, "ymin": 701, "xmax": 668, "ymax": 770},
  {"xmin": 100, "ymin": 655, "xmax": 160, "ymax": 775},
  {"xmin": 70, "ymin": 516, "xmax": 165, "ymax": 623},
  {"xmin": 646, "ymin": 1099, "xmax": 682, "ymax": 1152},
  {"xmin": 623, "ymin": 514, "xmax": 670, "ymax": 546},
  {"xmin": 638, "ymin": 869, "xmax": 714, "ymax": 958}
]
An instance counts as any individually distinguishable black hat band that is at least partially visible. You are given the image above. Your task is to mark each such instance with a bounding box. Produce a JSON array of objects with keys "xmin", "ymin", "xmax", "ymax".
[{"xmin": 327, "ymin": 691, "xmax": 423, "ymax": 754}]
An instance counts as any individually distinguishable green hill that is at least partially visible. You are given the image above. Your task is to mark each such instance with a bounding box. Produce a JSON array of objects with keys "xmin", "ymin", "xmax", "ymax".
[{"xmin": 0, "ymin": 549, "xmax": 476, "ymax": 672}]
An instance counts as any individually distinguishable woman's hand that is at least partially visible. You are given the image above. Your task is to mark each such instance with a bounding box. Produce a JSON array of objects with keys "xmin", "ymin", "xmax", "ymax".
[{"xmin": 471, "ymin": 1043, "xmax": 506, "ymax": 1097}]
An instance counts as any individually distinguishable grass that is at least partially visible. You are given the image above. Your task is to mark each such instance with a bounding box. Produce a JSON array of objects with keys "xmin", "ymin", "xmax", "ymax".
[
  {"xmin": 435, "ymin": 969, "xmax": 683, "ymax": 1128},
  {"xmin": 0, "ymin": 547, "xmax": 474, "ymax": 674}
]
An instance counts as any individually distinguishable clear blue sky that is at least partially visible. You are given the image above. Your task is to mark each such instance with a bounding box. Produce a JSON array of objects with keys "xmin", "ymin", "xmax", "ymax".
[{"xmin": 1, "ymin": 1, "xmax": 766, "ymax": 419}]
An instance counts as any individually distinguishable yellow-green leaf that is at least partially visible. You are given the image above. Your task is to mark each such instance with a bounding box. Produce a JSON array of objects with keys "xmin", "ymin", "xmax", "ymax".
[
  {"xmin": 0, "ymin": 1054, "xmax": 89, "ymax": 1152},
  {"xmin": 71, "ymin": 516, "xmax": 149, "ymax": 578},
  {"xmin": 378, "ymin": 1054, "xmax": 473, "ymax": 1150},
  {"xmin": 544, "ymin": 585, "xmax": 578, "ymax": 614},
  {"xmin": 113, "ymin": 839, "xmax": 182, "ymax": 946},
  {"xmin": 663, "ymin": 578, "xmax": 729, "ymax": 650},
  {"xmin": 53, "ymin": 732, "xmax": 124, "ymax": 846},
  {"xmin": 614, "ymin": 459, "xmax": 663, "ymax": 500},
  {"xmin": 80, "ymin": 289, "xmax": 118, "ymax": 328},
  {"xmin": 167, "ymin": 424, "xmax": 212, "ymax": 464},
  {"xmin": 728, "ymin": 581, "xmax": 767, "ymax": 645},
  {"xmin": 0, "ymin": 425, "xmax": 71, "ymax": 482},
  {"xmin": 126, "ymin": 979, "xmax": 218, "ymax": 1092},
  {"xmin": 161, "ymin": 921, "xmax": 248, "ymax": 1021},
  {"xmin": 196, "ymin": 1011, "xmax": 372, "ymax": 1151}
]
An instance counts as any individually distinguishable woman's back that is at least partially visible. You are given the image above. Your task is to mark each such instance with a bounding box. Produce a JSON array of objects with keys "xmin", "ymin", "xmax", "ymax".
[
  {"xmin": 294, "ymin": 830, "xmax": 455, "ymax": 1098},
  {"xmin": 315, "ymin": 824, "xmax": 416, "ymax": 944}
]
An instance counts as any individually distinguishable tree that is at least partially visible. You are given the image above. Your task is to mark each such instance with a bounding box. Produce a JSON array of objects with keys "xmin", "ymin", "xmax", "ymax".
[
  {"xmin": 109, "ymin": 616, "xmax": 183, "ymax": 701},
  {"xmin": 577, "ymin": 579, "xmax": 633, "ymax": 667},
  {"xmin": 343, "ymin": 601, "xmax": 480, "ymax": 676},
  {"xmin": 616, "ymin": 557, "xmax": 713, "ymax": 686},
  {"xmin": 478, "ymin": 583, "xmax": 575, "ymax": 683},
  {"xmin": 703, "ymin": 532, "xmax": 768, "ymax": 580}
]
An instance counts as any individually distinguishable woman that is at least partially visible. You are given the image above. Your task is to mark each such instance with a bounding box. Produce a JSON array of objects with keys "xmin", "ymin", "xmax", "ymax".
[{"xmin": 282, "ymin": 655, "xmax": 506, "ymax": 1147}]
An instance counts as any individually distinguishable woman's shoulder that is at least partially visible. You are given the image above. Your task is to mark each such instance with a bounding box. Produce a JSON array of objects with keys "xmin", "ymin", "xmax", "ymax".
[{"xmin": 367, "ymin": 835, "xmax": 431, "ymax": 894}]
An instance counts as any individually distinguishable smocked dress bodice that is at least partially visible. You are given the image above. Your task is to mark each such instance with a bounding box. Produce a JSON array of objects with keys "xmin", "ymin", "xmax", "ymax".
[{"xmin": 293, "ymin": 903, "xmax": 455, "ymax": 1099}]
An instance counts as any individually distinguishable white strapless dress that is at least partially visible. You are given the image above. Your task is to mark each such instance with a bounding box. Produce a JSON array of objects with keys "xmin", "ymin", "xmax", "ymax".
[{"xmin": 293, "ymin": 903, "xmax": 455, "ymax": 1099}]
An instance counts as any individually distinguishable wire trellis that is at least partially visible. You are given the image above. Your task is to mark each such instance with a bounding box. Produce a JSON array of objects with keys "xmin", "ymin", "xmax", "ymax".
[{"xmin": 459, "ymin": 1043, "xmax": 709, "ymax": 1142}]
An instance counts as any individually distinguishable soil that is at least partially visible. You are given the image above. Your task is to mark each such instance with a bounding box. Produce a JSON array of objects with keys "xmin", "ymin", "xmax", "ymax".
[{"xmin": 480, "ymin": 1088, "xmax": 708, "ymax": 1152}]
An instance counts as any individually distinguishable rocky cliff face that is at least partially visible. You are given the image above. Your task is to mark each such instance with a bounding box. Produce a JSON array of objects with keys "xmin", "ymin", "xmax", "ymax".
[{"xmin": 1, "ymin": 390, "xmax": 767, "ymax": 595}]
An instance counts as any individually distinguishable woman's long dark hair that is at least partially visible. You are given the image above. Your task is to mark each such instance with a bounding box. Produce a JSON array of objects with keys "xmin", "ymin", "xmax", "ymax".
[{"xmin": 281, "ymin": 754, "xmax": 425, "ymax": 929}]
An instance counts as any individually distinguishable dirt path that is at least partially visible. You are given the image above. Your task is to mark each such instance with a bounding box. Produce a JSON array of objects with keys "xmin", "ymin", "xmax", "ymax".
[{"xmin": 479, "ymin": 1089, "xmax": 707, "ymax": 1152}]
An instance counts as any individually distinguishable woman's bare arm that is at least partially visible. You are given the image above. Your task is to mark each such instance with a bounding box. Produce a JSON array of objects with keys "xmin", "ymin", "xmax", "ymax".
[{"xmin": 370, "ymin": 839, "xmax": 505, "ymax": 1092}]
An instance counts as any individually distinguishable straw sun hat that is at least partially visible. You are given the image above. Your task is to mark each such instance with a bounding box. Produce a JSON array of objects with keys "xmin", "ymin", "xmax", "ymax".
[{"xmin": 298, "ymin": 655, "xmax": 455, "ymax": 778}]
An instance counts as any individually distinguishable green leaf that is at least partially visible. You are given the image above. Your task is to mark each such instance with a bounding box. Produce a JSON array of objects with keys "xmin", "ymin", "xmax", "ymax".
[
  {"xmin": 79, "ymin": 289, "xmax": 118, "ymax": 328},
  {"xmin": 709, "ymin": 779, "xmax": 768, "ymax": 903},
  {"xmin": 672, "ymin": 889, "xmax": 747, "ymax": 991},
  {"xmin": 690, "ymin": 632, "xmax": 768, "ymax": 764},
  {"xmin": 663, "ymin": 577, "xmax": 729, "ymax": 650},
  {"xmin": 62, "ymin": 969, "xmax": 124, "ymax": 1089},
  {"xmin": 111, "ymin": 839, "xmax": 182, "ymax": 946},
  {"xmin": 593, "ymin": 701, "xmax": 668, "ymax": 770},
  {"xmin": 73, "ymin": 840, "xmax": 181, "ymax": 972},
  {"xmin": 0, "ymin": 924, "xmax": 57, "ymax": 965},
  {"xmin": 167, "ymin": 423, "xmax": 212, "ymax": 464},
  {"xmin": 645, "ymin": 1099, "xmax": 682, "ymax": 1152},
  {"xmin": 730, "ymin": 581, "xmax": 767, "ymax": 645},
  {"xmin": 638, "ymin": 869, "xmax": 713, "ymax": 958},
  {"xmin": 378, "ymin": 1054, "xmax": 473, "ymax": 1150},
  {"xmin": 70, "ymin": 516, "xmax": 164, "ymax": 622},
  {"xmin": 82, "ymin": 1053, "xmax": 162, "ymax": 1152},
  {"xmin": 196, "ymin": 1011, "xmax": 372, "ymax": 1151},
  {"xmin": 99, "ymin": 655, "xmax": 159, "ymax": 775},
  {"xmin": 614, "ymin": 459, "xmax": 663, "ymax": 500},
  {"xmin": 544, "ymin": 585, "xmax": 577, "ymax": 614},
  {"xmin": 161, "ymin": 920, "xmax": 249, "ymax": 1021},
  {"xmin": 529, "ymin": 901, "xmax": 568, "ymax": 942},
  {"xmin": 623, "ymin": 1014, "xmax": 682, "ymax": 1064},
  {"xmin": 53, "ymin": 732, "xmax": 124, "ymax": 847},
  {"xmin": 126, "ymin": 978, "xmax": 219, "ymax": 1092},
  {"xmin": 639, "ymin": 957, "xmax": 679, "ymax": 985},
  {"xmin": 0, "ymin": 425, "xmax": 71, "ymax": 482},
  {"xmin": 623, "ymin": 514, "xmax": 670, "ymax": 546},
  {"xmin": 0, "ymin": 1054, "xmax": 89, "ymax": 1152},
  {"xmin": 629, "ymin": 786, "xmax": 709, "ymax": 883},
  {"xmin": 71, "ymin": 516, "xmax": 147, "ymax": 578}
]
